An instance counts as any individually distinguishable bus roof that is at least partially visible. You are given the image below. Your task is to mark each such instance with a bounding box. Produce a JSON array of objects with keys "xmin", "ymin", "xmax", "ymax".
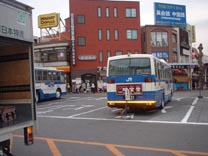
[
  {"xmin": 107, "ymin": 54, "xmax": 170, "ymax": 67},
  {"xmin": 108, "ymin": 54, "xmax": 158, "ymax": 60},
  {"xmin": 35, "ymin": 67, "xmax": 64, "ymax": 72}
]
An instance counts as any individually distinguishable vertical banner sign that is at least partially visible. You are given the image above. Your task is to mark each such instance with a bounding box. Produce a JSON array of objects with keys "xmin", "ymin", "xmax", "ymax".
[
  {"xmin": 154, "ymin": 2, "xmax": 186, "ymax": 27},
  {"xmin": 192, "ymin": 25, "xmax": 196, "ymax": 43},
  {"xmin": 71, "ymin": 13, "xmax": 76, "ymax": 65}
]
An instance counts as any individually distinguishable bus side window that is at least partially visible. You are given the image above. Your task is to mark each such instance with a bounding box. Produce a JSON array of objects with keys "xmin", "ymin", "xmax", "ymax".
[
  {"xmin": 43, "ymin": 71, "xmax": 47, "ymax": 81},
  {"xmin": 49, "ymin": 72, "xmax": 53, "ymax": 81},
  {"xmin": 61, "ymin": 73, "xmax": 65, "ymax": 82},
  {"xmin": 36, "ymin": 70, "xmax": 42, "ymax": 82},
  {"xmin": 57, "ymin": 72, "xmax": 61, "ymax": 81}
]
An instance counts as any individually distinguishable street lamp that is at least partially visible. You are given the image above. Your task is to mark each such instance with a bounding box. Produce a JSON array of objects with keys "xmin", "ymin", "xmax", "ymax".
[{"xmin": 198, "ymin": 43, "xmax": 203, "ymax": 98}]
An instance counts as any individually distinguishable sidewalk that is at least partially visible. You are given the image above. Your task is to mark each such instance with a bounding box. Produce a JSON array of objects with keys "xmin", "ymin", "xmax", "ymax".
[{"xmin": 173, "ymin": 89, "xmax": 208, "ymax": 98}]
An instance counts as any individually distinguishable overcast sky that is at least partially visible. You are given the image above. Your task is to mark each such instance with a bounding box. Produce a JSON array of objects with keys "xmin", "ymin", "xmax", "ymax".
[{"xmin": 18, "ymin": 0, "xmax": 208, "ymax": 54}]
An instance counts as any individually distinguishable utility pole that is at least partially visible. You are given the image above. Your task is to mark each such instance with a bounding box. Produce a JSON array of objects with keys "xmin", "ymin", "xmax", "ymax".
[{"xmin": 198, "ymin": 43, "xmax": 203, "ymax": 98}]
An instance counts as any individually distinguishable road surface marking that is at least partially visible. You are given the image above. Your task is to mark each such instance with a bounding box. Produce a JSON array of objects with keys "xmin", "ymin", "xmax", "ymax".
[
  {"xmin": 37, "ymin": 110, "xmax": 53, "ymax": 114},
  {"xmin": 181, "ymin": 97, "xmax": 198, "ymax": 123},
  {"xmin": 46, "ymin": 139, "xmax": 61, "ymax": 156},
  {"xmin": 66, "ymin": 106, "xmax": 107, "ymax": 118},
  {"xmin": 106, "ymin": 144, "xmax": 125, "ymax": 156},
  {"xmin": 14, "ymin": 135, "xmax": 208, "ymax": 156},
  {"xmin": 38, "ymin": 115, "xmax": 208, "ymax": 126}
]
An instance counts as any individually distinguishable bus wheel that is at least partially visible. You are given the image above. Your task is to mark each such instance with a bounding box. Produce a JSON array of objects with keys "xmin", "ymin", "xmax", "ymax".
[
  {"xmin": 36, "ymin": 91, "xmax": 40, "ymax": 103},
  {"xmin": 56, "ymin": 89, "xmax": 61, "ymax": 99},
  {"xmin": 168, "ymin": 91, "xmax": 173, "ymax": 102},
  {"xmin": 159, "ymin": 97, "xmax": 165, "ymax": 109}
]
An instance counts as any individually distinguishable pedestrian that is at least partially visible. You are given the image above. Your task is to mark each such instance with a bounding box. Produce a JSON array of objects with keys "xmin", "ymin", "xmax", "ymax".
[
  {"xmin": 91, "ymin": 82, "xmax": 95, "ymax": 93},
  {"xmin": 76, "ymin": 83, "xmax": 81, "ymax": 93},
  {"xmin": 82, "ymin": 82, "xmax": 86, "ymax": 93},
  {"xmin": 67, "ymin": 83, "xmax": 71, "ymax": 93}
]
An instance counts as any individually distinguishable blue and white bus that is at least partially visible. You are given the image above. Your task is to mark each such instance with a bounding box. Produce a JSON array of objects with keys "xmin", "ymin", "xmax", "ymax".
[
  {"xmin": 106, "ymin": 54, "xmax": 173, "ymax": 110},
  {"xmin": 35, "ymin": 67, "xmax": 66, "ymax": 102}
]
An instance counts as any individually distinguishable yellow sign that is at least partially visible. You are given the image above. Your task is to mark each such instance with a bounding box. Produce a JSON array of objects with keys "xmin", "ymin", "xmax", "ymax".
[{"xmin": 38, "ymin": 13, "xmax": 59, "ymax": 28}]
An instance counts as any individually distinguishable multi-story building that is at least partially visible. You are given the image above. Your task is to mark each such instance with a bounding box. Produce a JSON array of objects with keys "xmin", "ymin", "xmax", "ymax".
[
  {"xmin": 67, "ymin": 0, "xmax": 142, "ymax": 87},
  {"xmin": 141, "ymin": 25, "xmax": 194, "ymax": 91},
  {"xmin": 141, "ymin": 25, "xmax": 178, "ymax": 63}
]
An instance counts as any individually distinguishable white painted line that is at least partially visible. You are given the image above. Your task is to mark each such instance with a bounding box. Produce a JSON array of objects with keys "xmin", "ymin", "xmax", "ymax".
[
  {"xmin": 37, "ymin": 110, "xmax": 53, "ymax": 114},
  {"xmin": 37, "ymin": 115, "xmax": 208, "ymax": 126},
  {"xmin": 38, "ymin": 105, "xmax": 73, "ymax": 110},
  {"xmin": 67, "ymin": 106, "xmax": 107, "ymax": 118},
  {"xmin": 192, "ymin": 97, "xmax": 198, "ymax": 106},
  {"xmin": 181, "ymin": 97, "xmax": 198, "ymax": 123}
]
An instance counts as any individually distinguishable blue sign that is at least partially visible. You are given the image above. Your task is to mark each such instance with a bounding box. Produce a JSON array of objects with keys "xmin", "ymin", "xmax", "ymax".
[
  {"xmin": 152, "ymin": 51, "xmax": 169, "ymax": 59},
  {"xmin": 154, "ymin": 2, "xmax": 186, "ymax": 27}
]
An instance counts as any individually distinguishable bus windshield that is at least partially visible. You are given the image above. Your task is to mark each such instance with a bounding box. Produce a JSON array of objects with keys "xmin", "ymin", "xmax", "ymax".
[{"xmin": 109, "ymin": 58, "xmax": 151, "ymax": 76}]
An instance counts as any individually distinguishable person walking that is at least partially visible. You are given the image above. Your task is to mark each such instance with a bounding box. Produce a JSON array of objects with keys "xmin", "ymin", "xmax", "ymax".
[
  {"xmin": 67, "ymin": 83, "xmax": 71, "ymax": 93},
  {"xmin": 91, "ymin": 82, "xmax": 95, "ymax": 93}
]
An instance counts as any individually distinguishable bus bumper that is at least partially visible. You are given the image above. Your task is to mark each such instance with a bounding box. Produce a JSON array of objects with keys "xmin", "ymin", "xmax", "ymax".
[{"xmin": 107, "ymin": 100, "xmax": 157, "ymax": 109}]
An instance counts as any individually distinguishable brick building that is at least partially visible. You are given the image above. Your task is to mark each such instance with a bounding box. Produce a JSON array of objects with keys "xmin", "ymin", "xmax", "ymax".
[
  {"xmin": 141, "ymin": 25, "xmax": 178, "ymax": 63},
  {"xmin": 67, "ymin": 0, "xmax": 142, "ymax": 87}
]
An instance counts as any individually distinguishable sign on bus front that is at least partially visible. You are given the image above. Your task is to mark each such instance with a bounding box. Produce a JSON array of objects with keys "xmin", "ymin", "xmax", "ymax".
[{"xmin": 116, "ymin": 84, "xmax": 142, "ymax": 95}]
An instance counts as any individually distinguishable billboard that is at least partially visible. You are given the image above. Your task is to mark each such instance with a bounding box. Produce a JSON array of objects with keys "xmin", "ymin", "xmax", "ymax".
[
  {"xmin": 38, "ymin": 13, "xmax": 59, "ymax": 28},
  {"xmin": 0, "ymin": 3, "xmax": 33, "ymax": 42},
  {"xmin": 154, "ymin": 2, "xmax": 186, "ymax": 27}
]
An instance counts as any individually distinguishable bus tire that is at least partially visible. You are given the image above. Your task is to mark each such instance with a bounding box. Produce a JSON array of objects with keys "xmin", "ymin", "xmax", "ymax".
[
  {"xmin": 36, "ymin": 91, "xmax": 40, "ymax": 103},
  {"xmin": 56, "ymin": 89, "xmax": 61, "ymax": 99},
  {"xmin": 159, "ymin": 96, "xmax": 165, "ymax": 109},
  {"xmin": 168, "ymin": 92, "xmax": 173, "ymax": 102}
]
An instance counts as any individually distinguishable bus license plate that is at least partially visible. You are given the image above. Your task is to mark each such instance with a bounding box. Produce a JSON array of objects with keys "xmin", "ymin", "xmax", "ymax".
[{"xmin": 116, "ymin": 84, "xmax": 142, "ymax": 95}]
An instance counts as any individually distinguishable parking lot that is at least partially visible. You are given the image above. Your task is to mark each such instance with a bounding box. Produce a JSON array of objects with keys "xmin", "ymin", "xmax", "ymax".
[
  {"xmin": 37, "ymin": 90, "xmax": 208, "ymax": 125},
  {"xmin": 11, "ymin": 90, "xmax": 208, "ymax": 156}
]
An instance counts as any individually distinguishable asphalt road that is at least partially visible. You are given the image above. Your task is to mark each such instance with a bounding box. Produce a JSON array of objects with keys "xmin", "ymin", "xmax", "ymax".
[{"xmin": 12, "ymin": 90, "xmax": 208, "ymax": 156}]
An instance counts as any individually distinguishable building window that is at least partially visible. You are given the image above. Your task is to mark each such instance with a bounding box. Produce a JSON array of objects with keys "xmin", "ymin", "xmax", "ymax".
[
  {"xmin": 114, "ymin": 7, "xmax": 118, "ymax": 18},
  {"xmin": 107, "ymin": 51, "xmax": 111, "ymax": 57},
  {"xmin": 106, "ymin": 7, "xmax": 110, "ymax": 18},
  {"xmin": 98, "ymin": 7, "xmax": 102, "ymax": 18},
  {"xmin": 77, "ymin": 15, "xmax": 85, "ymax": 24},
  {"xmin": 39, "ymin": 49, "xmax": 68, "ymax": 62},
  {"xmin": 34, "ymin": 51, "xmax": 41, "ymax": 62},
  {"xmin": 114, "ymin": 29, "xmax": 118, "ymax": 40},
  {"xmin": 98, "ymin": 29, "xmax": 102, "ymax": 40},
  {"xmin": 99, "ymin": 51, "xmax": 103, "ymax": 62},
  {"xmin": 126, "ymin": 29, "xmax": 137, "ymax": 40},
  {"xmin": 126, "ymin": 8, "xmax": 136, "ymax": 17},
  {"xmin": 116, "ymin": 51, "xmax": 122, "ymax": 55},
  {"xmin": 106, "ymin": 29, "xmax": 110, "ymax": 40},
  {"xmin": 78, "ymin": 37, "xmax": 86, "ymax": 46},
  {"xmin": 151, "ymin": 31, "xmax": 168, "ymax": 47},
  {"xmin": 173, "ymin": 53, "xmax": 177, "ymax": 62}
]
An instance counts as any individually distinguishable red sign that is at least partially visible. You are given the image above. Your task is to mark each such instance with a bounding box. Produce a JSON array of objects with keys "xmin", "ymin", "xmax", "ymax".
[{"xmin": 116, "ymin": 84, "xmax": 142, "ymax": 95}]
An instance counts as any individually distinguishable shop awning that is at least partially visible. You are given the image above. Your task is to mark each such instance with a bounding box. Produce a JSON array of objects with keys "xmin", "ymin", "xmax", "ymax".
[{"xmin": 173, "ymin": 76, "xmax": 192, "ymax": 82}]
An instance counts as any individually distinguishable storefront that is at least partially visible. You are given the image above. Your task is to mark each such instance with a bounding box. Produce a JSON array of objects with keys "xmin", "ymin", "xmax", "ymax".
[{"xmin": 169, "ymin": 63, "xmax": 198, "ymax": 91}]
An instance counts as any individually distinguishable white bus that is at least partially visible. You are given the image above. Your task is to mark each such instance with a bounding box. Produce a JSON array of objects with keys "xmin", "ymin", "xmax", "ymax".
[
  {"xmin": 106, "ymin": 54, "xmax": 173, "ymax": 110},
  {"xmin": 35, "ymin": 67, "xmax": 66, "ymax": 102}
]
